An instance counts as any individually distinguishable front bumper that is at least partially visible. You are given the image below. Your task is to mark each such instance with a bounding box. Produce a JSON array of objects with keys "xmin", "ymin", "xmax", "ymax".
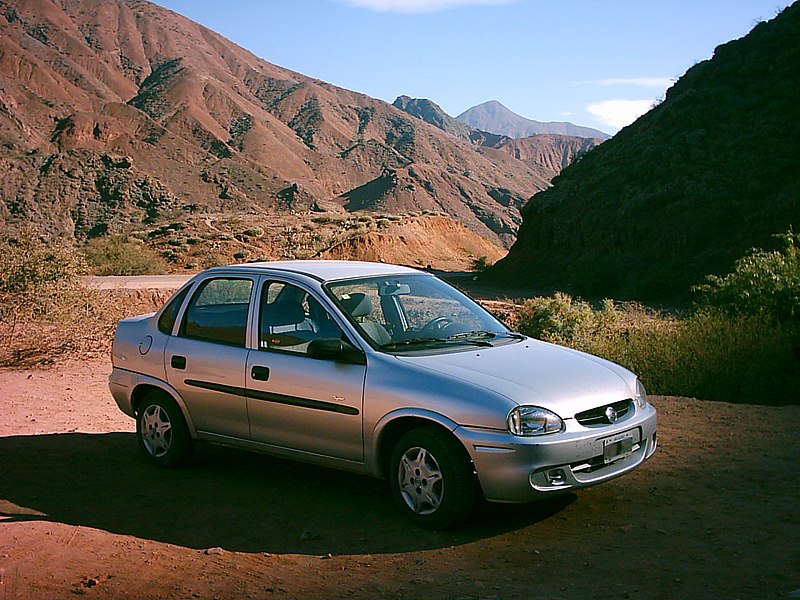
[{"xmin": 455, "ymin": 403, "xmax": 657, "ymax": 503}]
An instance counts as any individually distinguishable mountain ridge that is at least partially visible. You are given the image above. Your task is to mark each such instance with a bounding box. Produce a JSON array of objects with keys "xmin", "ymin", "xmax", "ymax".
[
  {"xmin": 491, "ymin": 3, "xmax": 800, "ymax": 301},
  {"xmin": 392, "ymin": 95, "xmax": 603, "ymax": 187},
  {"xmin": 457, "ymin": 100, "xmax": 610, "ymax": 140}
]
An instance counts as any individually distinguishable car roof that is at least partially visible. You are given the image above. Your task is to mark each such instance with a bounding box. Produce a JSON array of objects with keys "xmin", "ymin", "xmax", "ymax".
[{"xmin": 202, "ymin": 260, "xmax": 425, "ymax": 283}]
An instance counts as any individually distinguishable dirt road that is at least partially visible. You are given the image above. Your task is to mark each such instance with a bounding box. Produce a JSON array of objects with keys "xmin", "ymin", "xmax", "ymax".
[
  {"xmin": 1, "ymin": 358, "xmax": 799, "ymax": 599},
  {"xmin": 81, "ymin": 275, "xmax": 193, "ymax": 291}
]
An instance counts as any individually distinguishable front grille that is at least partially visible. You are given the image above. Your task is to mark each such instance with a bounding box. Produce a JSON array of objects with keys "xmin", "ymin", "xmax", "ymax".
[{"xmin": 575, "ymin": 399, "xmax": 632, "ymax": 426}]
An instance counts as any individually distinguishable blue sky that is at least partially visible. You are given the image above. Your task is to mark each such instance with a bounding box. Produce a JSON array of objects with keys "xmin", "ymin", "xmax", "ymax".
[{"xmin": 151, "ymin": 0, "xmax": 792, "ymax": 135}]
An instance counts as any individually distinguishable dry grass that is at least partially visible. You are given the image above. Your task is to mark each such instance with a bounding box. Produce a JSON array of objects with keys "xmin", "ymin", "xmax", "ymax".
[{"xmin": 0, "ymin": 286, "xmax": 170, "ymax": 367}]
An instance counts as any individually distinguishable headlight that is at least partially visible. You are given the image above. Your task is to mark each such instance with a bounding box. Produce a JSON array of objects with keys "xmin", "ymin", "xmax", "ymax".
[
  {"xmin": 634, "ymin": 379, "xmax": 648, "ymax": 409},
  {"xmin": 507, "ymin": 406, "xmax": 564, "ymax": 436}
]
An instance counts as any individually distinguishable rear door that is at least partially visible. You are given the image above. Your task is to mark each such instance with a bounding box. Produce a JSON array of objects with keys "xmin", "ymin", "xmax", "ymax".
[
  {"xmin": 164, "ymin": 276, "xmax": 255, "ymax": 440},
  {"xmin": 245, "ymin": 279, "xmax": 366, "ymax": 462}
]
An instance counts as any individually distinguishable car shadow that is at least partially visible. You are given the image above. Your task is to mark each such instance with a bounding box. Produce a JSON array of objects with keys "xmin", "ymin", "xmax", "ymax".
[{"xmin": 0, "ymin": 432, "xmax": 575, "ymax": 555}]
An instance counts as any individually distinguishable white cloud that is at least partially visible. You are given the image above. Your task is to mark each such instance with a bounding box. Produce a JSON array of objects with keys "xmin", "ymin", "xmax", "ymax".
[
  {"xmin": 586, "ymin": 99, "xmax": 654, "ymax": 129},
  {"xmin": 337, "ymin": 0, "xmax": 517, "ymax": 13},
  {"xmin": 589, "ymin": 77, "xmax": 675, "ymax": 88}
]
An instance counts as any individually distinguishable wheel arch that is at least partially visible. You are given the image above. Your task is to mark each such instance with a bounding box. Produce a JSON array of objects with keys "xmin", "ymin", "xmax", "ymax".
[
  {"xmin": 130, "ymin": 379, "xmax": 197, "ymax": 438},
  {"xmin": 370, "ymin": 410, "xmax": 471, "ymax": 480}
]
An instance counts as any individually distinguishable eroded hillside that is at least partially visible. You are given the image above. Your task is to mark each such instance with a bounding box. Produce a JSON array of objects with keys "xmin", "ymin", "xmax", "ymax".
[{"xmin": 0, "ymin": 0, "xmax": 567, "ymax": 257}]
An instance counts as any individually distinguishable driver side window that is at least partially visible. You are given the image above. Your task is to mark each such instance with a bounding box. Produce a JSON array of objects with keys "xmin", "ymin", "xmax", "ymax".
[
  {"xmin": 259, "ymin": 282, "xmax": 343, "ymax": 354},
  {"xmin": 332, "ymin": 283, "xmax": 393, "ymax": 346}
]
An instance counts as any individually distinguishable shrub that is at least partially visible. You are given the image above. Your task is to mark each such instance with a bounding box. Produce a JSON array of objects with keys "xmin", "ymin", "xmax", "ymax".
[
  {"xmin": 508, "ymin": 292, "xmax": 799, "ymax": 404},
  {"xmin": 648, "ymin": 309, "xmax": 798, "ymax": 402},
  {"xmin": 82, "ymin": 235, "xmax": 168, "ymax": 276},
  {"xmin": 0, "ymin": 226, "xmax": 86, "ymax": 295},
  {"xmin": 695, "ymin": 229, "xmax": 800, "ymax": 325},
  {"xmin": 470, "ymin": 256, "xmax": 492, "ymax": 273},
  {"xmin": 0, "ymin": 227, "xmax": 129, "ymax": 365},
  {"xmin": 511, "ymin": 293, "xmax": 621, "ymax": 345}
]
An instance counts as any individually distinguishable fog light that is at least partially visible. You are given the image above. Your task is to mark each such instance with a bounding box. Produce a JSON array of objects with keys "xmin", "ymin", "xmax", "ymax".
[{"xmin": 546, "ymin": 468, "xmax": 566, "ymax": 486}]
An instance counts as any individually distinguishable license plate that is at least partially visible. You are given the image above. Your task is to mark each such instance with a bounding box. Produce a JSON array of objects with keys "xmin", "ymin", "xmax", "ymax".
[{"xmin": 603, "ymin": 432, "xmax": 634, "ymax": 464}]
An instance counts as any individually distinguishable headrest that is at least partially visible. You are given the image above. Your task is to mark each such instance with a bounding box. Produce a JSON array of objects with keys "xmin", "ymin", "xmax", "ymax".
[
  {"xmin": 340, "ymin": 293, "xmax": 372, "ymax": 318},
  {"xmin": 263, "ymin": 300, "xmax": 305, "ymax": 327}
]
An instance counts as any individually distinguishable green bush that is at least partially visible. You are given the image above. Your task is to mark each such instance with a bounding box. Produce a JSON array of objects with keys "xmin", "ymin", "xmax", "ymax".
[
  {"xmin": 82, "ymin": 235, "xmax": 168, "ymax": 276},
  {"xmin": 648, "ymin": 309, "xmax": 797, "ymax": 402},
  {"xmin": 511, "ymin": 293, "xmax": 622, "ymax": 345},
  {"xmin": 470, "ymin": 256, "xmax": 492, "ymax": 273},
  {"xmin": 694, "ymin": 229, "xmax": 800, "ymax": 324}
]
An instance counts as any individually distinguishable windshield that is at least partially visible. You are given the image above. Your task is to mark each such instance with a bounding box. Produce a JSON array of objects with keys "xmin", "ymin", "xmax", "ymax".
[{"xmin": 326, "ymin": 273, "xmax": 517, "ymax": 353}]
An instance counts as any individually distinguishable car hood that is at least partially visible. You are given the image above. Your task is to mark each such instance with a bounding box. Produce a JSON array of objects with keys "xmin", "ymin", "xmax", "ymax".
[{"xmin": 395, "ymin": 338, "xmax": 635, "ymax": 418}]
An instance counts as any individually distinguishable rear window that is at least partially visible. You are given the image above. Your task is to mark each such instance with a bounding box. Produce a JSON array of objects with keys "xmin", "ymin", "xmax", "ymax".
[
  {"xmin": 157, "ymin": 286, "xmax": 191, "ymax": 335},
  {"xmin": 179, "ymin": 278, "xmax": 253, "ymax": 346}
]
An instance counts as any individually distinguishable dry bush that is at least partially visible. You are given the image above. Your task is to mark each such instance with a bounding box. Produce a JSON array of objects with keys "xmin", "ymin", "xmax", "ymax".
[
  {"xmin": 0, "ymin": 227, "xmax": 170, "ymax": 366},
  {"xmin": 81, "ymin": 235, "xmax": 169, "ymax": 275},
  {"xmin": 0, "ymin": 286, "xmax": 172, "ymax": 367}
]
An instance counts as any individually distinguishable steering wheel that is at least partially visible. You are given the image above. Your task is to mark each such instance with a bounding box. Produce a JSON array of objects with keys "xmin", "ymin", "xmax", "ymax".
[{"xmin": 420, "ymin": 316, "xmax": 453, "ymax": 335}]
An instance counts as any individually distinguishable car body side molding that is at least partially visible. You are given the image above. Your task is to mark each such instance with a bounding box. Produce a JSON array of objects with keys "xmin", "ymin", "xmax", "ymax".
[{"xmin": 184, "ymin": 378, "xmax": 360, "ymax": 416}]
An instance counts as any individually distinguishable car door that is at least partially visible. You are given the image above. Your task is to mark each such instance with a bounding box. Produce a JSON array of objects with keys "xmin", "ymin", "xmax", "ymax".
[
  {"xmin": 245, "ymin": 279, "xmax": 366, "ymax": 462},
  {"xmin": 164, "ymin": 276, "xmax": 255, "ymax": 440}
]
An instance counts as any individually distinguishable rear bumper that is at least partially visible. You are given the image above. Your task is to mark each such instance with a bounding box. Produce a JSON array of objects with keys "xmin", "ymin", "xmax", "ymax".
[
  {"xmin": 456, "ymin": 403, "xmax": 657, "ymax": 503},
  {"xmin": 108, "ymin": 367, "xmax": 136, "ymax": 417}
]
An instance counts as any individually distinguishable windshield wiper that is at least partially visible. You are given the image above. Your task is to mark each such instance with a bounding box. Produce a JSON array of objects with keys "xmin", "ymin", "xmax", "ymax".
[
  {"xmin": 379, "ymin": 337, "xmax": 446, "ymax": 350},
  {"xmin": 381, "ymin": 330, "xmax": 515, "ymax": 351},
  {"xmin": 444, "ymin": 330, "xmax": 497, "ymax": 346},
  {"xmin": 504, "ymin": 331, "xmax": 526, "ymax": 340},
  {"xmin": 380, "ymin": 334, "xmax": 492, "ymax": 350}
]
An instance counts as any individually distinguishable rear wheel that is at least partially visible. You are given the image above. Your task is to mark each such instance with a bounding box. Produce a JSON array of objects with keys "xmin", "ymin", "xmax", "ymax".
[
  {"xmin": 390, "ymin": 428, "xmax": 478, "ymax": 529},
  {"xmin": 136, "ymin": 392, "xmax": 193, "ymax": 467}
]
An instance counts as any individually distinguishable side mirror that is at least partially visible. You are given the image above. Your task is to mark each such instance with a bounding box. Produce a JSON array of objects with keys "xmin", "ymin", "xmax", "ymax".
[{"xmin": 307, "ymin": 338, "xmax": 366, "ymax": 365}]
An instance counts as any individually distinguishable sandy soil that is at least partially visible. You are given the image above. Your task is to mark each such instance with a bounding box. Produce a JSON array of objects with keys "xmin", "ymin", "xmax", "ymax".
[{"xmin": 1, "ymin": 358, "xmax": 799, "ymax": 599}]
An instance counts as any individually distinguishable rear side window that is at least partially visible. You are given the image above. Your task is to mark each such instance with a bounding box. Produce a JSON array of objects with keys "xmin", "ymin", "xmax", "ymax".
[
  {"xmin": 180, "ymin": 278, "xmax": 253, "ymax": 346},
  {"xmin": 157, "ymin": 286, "xmax": 191, "ymax": 335}
]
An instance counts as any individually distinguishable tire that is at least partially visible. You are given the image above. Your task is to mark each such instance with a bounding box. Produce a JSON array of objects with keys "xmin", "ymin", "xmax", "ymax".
[
  {"xmin": 136, "ymin": 392, "xmax": 193, "ymax": 468},
  {"xmin": 389, "ymin": 427, "xmax": 478, "ymax": 529}
]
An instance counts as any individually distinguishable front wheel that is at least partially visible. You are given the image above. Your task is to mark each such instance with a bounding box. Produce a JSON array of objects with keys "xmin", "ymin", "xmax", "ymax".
[
  {"xmin": 136, "ymin": 392, "xmax": 193, "ymax": 467},
  {"xmin": 389, "ymin": 428, "xmax": 478, "ymax": 529}
]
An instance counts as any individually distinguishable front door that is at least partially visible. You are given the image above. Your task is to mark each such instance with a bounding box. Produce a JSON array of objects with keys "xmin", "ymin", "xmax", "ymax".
[{"xmin": 245, "ymin": 280, "xmax": 366, "ymax": 462}]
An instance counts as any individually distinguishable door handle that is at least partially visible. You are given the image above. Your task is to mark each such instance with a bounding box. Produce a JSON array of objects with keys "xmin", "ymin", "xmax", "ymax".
[
  {"xmin": 251, "ymin": 366, "xmax": 270, "ymax": 381},
  {"xmin": 171, "ymin": 355, "xmax": 187, "ymax": 370}
]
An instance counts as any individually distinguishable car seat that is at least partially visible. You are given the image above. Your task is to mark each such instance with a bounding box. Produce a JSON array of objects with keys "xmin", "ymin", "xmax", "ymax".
[{"xmin": 339, "ymin": 293, "xmax": 391, "ymax": 346}]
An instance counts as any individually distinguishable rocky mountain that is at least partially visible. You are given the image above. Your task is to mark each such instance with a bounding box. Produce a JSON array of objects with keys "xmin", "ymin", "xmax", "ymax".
[
  {"xmin": 393, "ymin": 95, "xmax": 603, "ymax": 184},
  {"xmin": 392, "ymin": 95, "xmax": 473, "ymax": 140},
  {"xmin": 0, "ymin": 0, "xmax": 557, "ymax": 253},
  {"xmin": 457, "ymin": 100, "xmax": 610, "ymax": 140},
  {"xmin": 491, "ymin": 3, "xmax": 800, "ymax": 301}
]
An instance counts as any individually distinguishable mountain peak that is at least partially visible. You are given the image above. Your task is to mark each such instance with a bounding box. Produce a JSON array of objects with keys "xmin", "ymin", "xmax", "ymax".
[
  {"xmin": 392, "ymin": 95, "xmax": 472, "ymax": 138},
  {"xmin": 457, "ymin": 101, "xmax": 609, "ymax": 140}
]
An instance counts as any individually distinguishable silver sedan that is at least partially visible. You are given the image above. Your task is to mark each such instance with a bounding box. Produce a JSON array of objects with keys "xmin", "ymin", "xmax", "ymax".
[{"xmin": 109, "ymin": 261, "xmax": 657, "ymax": 528}]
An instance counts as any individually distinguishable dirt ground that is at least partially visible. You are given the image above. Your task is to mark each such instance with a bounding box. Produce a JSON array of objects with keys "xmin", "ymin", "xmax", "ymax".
[{"xmin": 1, "ymin": 358, "xmax": 799, "ymax": 599}]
